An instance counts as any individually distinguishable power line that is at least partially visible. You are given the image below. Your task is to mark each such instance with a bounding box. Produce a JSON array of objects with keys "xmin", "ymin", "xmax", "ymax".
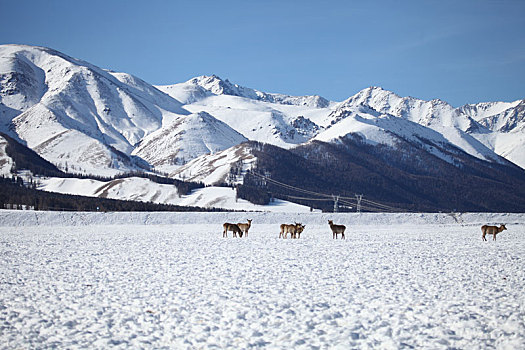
[
  {"xmin": 250, "ymin": 171, "xmax": 413, "ymax": 212},
  {"xmin": 251, "ymin": 172, "xmax": 333, "ymax": 199},
  {"xmin": 284, "ymin": 195, "xmax": 333, "ymax": 201}
]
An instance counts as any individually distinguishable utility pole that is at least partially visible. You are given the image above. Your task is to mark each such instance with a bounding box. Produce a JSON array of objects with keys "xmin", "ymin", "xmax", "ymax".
[
  {"xmin": 332, "ymin": 195, "xmax": 340, "ymax": 213},
  {"xmin": 355, "ymin": 194, "xmax": 363, "ymax": 213}
]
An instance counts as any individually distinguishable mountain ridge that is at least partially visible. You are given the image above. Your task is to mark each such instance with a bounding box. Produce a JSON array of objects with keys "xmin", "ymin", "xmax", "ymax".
[{"xmin": 1, "ymin": 44, "xmax": 524, "ymax": 211}]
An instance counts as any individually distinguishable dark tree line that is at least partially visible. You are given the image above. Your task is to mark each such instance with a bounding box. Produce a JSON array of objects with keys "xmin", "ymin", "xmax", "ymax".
[
  {"xmin": 2, "ymin": 132, "xmax": 64, "ymax": 177},
  {"xmin": 236, "ymin": 176, "xmax": 272, "ymax": 205}
]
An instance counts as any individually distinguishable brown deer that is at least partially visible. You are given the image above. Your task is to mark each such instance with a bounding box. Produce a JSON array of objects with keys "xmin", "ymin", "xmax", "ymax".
[
  {"xmin": 481, "ymin": 224, "xmax": 507, "ymax": 241},
  {"xmin": 223, "ymin": 223, "xmax": 243, "ymax": 238},
  {"xmin": 237, "ymin": 219, "xmax": 252, "ymax": 237},
  {"xmin": 279, "ymin": 223, "xmax": 305, "ymax": 239},
  {"xmin": 328, "ymin": 220, "xmax": 346, "ymax": 239},
  {"xmin": 295, "ymin": 223, "xmax": 306, "ymax": 239}
]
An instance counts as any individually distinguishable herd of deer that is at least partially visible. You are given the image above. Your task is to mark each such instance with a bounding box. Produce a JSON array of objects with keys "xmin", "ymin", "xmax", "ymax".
[
  {"xmin": 222, "ymin": 219, "xmax": 346, "ymax": 239},
  {"xmin": 223, "ymin": 220, "xmax": 508, "ymax": 241}
]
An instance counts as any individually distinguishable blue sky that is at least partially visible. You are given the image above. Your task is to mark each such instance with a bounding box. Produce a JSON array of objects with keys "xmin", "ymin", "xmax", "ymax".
[{"xmin": 1, "ymin": 0, "xmax": 524, "ymax": 106}]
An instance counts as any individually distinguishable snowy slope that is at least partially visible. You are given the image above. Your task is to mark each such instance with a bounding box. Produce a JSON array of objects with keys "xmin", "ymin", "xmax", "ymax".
[
  {"xmin": 1, "ymin": 211, "xmax": 524, "ymax": 349},
  {"xmin": 0, "ymin": 44, "xmax": 189, "ymax": 175},
  {"xmin": 468, "ymin": 99, "xmax": 525, "ymax": 168},
  {"xmin": 458, "ymin": 100, "xmax": 522, "ymax": 124},
  {"xmin": 322, "ymin": 87, "xmax": 507, "ymax": 164},
  {"xmin": 315, "ymin": 103, "xmax": 505, "ymax": 165},
  {"xmin": 132, "ymin": 111, "xmax": 248, "ymax": 173},
  {"xmin": 39, "ymin": 177, "xmax": 182, "ymax": 204},
  {"xmin": 170, "ymin": 143, "xmax": 256, "ymax": 185},
  {"xmin": 38, "ymin": 176, "xmax": 310, "ymax": 212},
  {"xmin": 335, "ymin": 87, "xmax": 481, "ymax": 131},
  {"xmin": 171, "ymin": 93, "xmax": 326, "ymax": 148},
  {"xmin": 0, "ymin": 135, "xmax": 14, "ymax": 176},
  {"xmin": 157, "ymin": 76, "xmax": 330, "ymax": 149}
]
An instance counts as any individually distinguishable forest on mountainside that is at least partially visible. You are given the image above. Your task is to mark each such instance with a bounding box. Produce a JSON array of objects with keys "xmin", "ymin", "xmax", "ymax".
[{"xmin": 236, "ymin": 140, "xmax": 525, "ymax": 212}]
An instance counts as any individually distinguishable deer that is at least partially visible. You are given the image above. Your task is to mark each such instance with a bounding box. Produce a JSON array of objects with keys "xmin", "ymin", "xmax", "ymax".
[
  {"xmin": 237, "ymin": 219, "xmax": 252, "ymax": 237},
  {"xmin": 481, "ymin": 224, "xmax": 507, "ymax": 241},
  {"xmin": 223, "ymin": 223, "xmax": 243, "ymax": 238},
  {"xmin": 279, "ymin": 223, "xmax": 305, "ymax": 239},
  {"xmin": 295, "ymin": 223, "xmax": 306, "ymax": 239},
  {"xmin": 328, "ymin": 220, "xmax": 346, "ymax": 239}
]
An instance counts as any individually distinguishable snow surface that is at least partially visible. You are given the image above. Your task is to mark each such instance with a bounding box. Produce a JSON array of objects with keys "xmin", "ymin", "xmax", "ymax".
[{"xmin": 1, "ymin": 211, "xmax": 524, "ymax": 349}]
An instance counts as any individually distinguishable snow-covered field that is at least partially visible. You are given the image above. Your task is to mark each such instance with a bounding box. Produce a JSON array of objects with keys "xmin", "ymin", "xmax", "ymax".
[{"xmin": 1, "ymin": 211, "xmax": 524, "ymax": 349}]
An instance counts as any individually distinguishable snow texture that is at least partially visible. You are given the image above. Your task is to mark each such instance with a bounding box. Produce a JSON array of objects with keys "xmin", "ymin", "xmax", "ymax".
[{"xmin": 1, "ymin": 211, "xmax": 524, "ymax": 349}]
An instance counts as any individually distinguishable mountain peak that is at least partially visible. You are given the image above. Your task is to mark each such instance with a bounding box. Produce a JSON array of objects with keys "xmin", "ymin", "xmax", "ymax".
[
  {"xmin": 187, "ymin": 75, "xmax": 258, "ymax": 99},
  {"xmin": 183, "ymin": 74, "xmax": 330, "ymax": 108}
]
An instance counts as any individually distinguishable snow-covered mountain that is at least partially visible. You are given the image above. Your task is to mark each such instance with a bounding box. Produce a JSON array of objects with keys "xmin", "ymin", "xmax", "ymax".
[
  {"xmin": 159, "ymin": 77, "xmax": 525, "ymax": 171},
  {"xmin": 132, "ymin": 111, "xmax": 247, "ymax": 173},
  {"xmin": 314, "ymin": 89, "xmax": 507, "ymax": 165},
  {"xmin": 158, "ymin": 76, "xmax": 327, "ymax": 149},
  {"xmin": 463, "ymin": 99, "xmax": 525, "ymax": 168},
  {"xmin": 2, "ymin": 44, "xmax": 524, "ymax": 211},
  {"xmin": 0, "ymin": 44, "xmax": 189, "ymax": 176}
]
